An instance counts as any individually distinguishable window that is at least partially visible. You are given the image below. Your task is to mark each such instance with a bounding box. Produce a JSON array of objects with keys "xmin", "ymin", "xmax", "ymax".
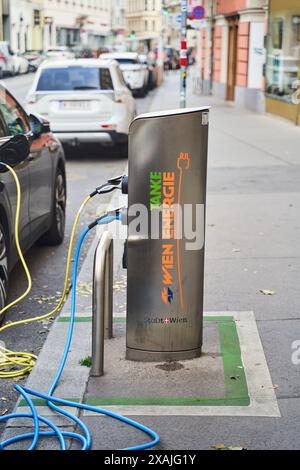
[
  {"xmin": 100, "ymin": 68, "xmax": 114, "ymax": 90},
  {"xmin": 266, "ymin": 6, "xmax": 300, "ymax": 104},
  {"xmin": 36, "ymin": 67, "xmax": 114, "ymax": 91},
  {"xmin": 114, "ymin": 58, "xmax": 138, "ymax": 65},
  {"xmin": 272, "ymin": 18, "xmax": 283, "ymax": 49},
  {"xmin": 34, "ymin": 9, "xmax": 41, "ymax": 26},
  {"xmin": 0, "ymin": 87, "xmax": 30, "ymax": 136}
]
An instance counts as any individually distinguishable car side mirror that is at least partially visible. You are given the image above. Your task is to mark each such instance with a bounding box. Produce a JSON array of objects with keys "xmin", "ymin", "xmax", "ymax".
[
  {"xmin": 29, "ymin": 113, "xmax": 51, "ymax": 137},
  {"xmin": 0, "ymin": 135, "xmax": 30, "ymax": 170}
]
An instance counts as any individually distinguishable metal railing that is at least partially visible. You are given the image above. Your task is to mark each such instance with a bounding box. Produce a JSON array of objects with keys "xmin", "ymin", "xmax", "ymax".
[{"xmin": 91, "ymin": 231, "xmax": 113, "ymax": 377}]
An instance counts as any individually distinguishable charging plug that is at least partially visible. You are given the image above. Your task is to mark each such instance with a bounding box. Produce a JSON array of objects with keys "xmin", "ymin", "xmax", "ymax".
[{"xmin": 121, "ymin": 176, "xmax": 128, "ymax": 195}]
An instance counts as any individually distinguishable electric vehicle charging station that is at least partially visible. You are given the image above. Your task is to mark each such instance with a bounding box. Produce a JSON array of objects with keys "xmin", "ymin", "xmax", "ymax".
[{"xmin": 125, "ymin": 107, "xmax": 209, "ymax": 361}]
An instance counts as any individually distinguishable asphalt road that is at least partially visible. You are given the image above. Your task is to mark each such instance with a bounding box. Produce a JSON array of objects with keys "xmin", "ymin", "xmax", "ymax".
[{"xmin": 0, "ymin": 72, "xmax": 155, "ymax": 429}]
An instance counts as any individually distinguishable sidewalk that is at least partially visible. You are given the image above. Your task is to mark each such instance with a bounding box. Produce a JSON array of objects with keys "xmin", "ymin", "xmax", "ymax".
[{"xmin": 3, "ymin": 70, "xmax": 300, "ymax": 450}]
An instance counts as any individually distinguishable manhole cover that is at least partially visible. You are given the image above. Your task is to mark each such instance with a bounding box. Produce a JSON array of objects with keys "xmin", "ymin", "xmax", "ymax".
[{"xmin": 155, "ymin": 361, "xmax": 184, "ymax": 372}]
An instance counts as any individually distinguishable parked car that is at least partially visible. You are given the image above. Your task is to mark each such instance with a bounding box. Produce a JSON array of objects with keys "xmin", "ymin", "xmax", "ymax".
[
  {"xmin": 0, "ymin": 41, "xmax": 19, "ymax": 76},
  {"xmin": 139, "ymin": 53, "xmax": 158, "ymax": 90},
  {"xmin": 0, "ymin": 84, "xmax": 66, "ymax": 316},
  {"xmin": 73, "ymin": 46, "xmax": 94, "ymax": 59},
  {"xmin": 100, "ymin": 52, "xmax": 149, "ymax": 97},
  {"xmin": 164, "ymin": 46, "xmax": 180, "ymax": 70},
  {"xmin": 0, "ymin": 52, "xmax": 6, "ymax": 79},
  {"xmin": 12, "ymin": 54, "xmax": 30, "ymax": 75},
  {"xmin": 45, "ymin": 47, "xmax": 75, "ymax": 60},
  {"xmin": 26, "ymin": 59, "xmax": 136, "ymax": 156},
  {"xmin": 22, "ymin": 50, "xmax": 45, "ymax": 72}
]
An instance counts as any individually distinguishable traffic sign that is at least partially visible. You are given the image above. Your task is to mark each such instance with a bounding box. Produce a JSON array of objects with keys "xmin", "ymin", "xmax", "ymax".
[
  {"xmin": 176, "ymin": 14, "xmax": 182, "ymax": 24},
  {"xmin": 192, "ymin": 5, "xmax": 205, "ymax": 20}
]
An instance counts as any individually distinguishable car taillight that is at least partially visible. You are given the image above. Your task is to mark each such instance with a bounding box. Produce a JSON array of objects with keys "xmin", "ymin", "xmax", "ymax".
[{"xmin": 101, "ymin": 123, "xmax": 117, "ymax": 130}]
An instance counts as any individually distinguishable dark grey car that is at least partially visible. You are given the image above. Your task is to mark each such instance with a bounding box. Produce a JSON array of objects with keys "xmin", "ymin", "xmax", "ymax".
[{"xmin": 0, "ymin": 84, "xmax": 66, "ymax": 316}]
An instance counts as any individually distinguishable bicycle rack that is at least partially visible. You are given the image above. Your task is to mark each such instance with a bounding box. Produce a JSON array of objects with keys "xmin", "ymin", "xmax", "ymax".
[{"xmin": 91, "ymin": 231, "xmax": 113, "ymax": 377}]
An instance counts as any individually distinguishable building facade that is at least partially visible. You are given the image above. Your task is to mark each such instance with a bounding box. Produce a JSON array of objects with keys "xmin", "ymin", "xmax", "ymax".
[
  {"xmin": 163, "ymin": 0, "xmax": 181, "ymax": 48},
  {"xmin": 126, "ymin": 0, "xmax": 162, "ymax": 38},
  {"xmin": 0, "ymin": 1, "xmax": 3, "ymax": 41},
  {"xmin": 111, "ymin": 0, "xmax": 126, "ymax": 50},
  {"xmin": 2, "ymin": 0, "xmax": 10, "ymax": 42},
  {"xmin": 32, "ymin": 0, "xmax": 44, "ymax": 50},
  {"xmin": 265, "ymin": 0, "xmax": 300, "ymax": 124},
  {"xmin": 43, "ymin": 0, "xmax": 111, "ymax": 50},
  {"xmin": 9, "ymin": 0, "xmax": 44, "ymax": 52},
  {"xmin": 198, "ymin": 0, "xmax": 267, "ymax": 112}
]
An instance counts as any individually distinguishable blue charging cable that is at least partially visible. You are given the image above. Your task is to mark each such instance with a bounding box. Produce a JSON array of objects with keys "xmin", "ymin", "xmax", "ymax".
[{"xmin": 0, "ymin": 215, "xmax": 160, "ymax": 451}]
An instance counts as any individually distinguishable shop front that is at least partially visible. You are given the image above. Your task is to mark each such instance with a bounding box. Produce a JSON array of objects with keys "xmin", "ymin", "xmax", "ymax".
[{"xmin": 266, "ymin": 0, "xmax": 300, "ymax": 124}]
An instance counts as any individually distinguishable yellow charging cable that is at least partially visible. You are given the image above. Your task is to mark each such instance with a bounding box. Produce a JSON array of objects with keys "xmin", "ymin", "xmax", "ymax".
[{"xmin": 0, "ymin": 163, "xmax": 91, "ymax": 378}]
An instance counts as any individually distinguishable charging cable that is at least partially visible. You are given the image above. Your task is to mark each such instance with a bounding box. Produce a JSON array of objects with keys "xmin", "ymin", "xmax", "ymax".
[
  {"xmin": 0, "ymin": 163, "xmax": 124, "ymax": 378},
  {"xmin": 0, "ymin": 168, "xmax": 160, "ymax": 450}
]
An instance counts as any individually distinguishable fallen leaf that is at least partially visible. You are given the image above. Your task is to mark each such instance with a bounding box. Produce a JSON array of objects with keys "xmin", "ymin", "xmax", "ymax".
[
  {"xmin": 212, "ymin": 443, "xmax": 226, "ymax": 450},
  {"xmin": 0, "ymin": 409, "xmax": 8, "ymax": 416},
  {"xmin": 259, "ymin": 289, "xmax": 276, "ymax": 296},
  {"xmin": 230, "ymin": 375, "xmax": 240, "ymax": 380}
]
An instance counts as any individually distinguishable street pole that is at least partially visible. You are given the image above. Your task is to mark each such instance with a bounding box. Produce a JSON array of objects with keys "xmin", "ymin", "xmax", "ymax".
[{"xmin": 180, "ymin": 0, "xmax": 188, "ymax": 108}]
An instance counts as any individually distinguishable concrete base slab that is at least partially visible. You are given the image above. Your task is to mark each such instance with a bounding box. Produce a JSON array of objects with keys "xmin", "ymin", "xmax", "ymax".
[
  {"xmin": 87, "ymin": 320, "xmax": 224, "ymax": 399},
  {"xmin": 82, "ymin": 312, "xmax": 279, "ymax": 418}
]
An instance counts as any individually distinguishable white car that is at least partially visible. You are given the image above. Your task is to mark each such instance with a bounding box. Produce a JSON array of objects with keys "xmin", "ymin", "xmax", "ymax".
[
  {"xmin": 26, "ymin": 59, "xmax": 136, "ymax": 156},
  {"xmin": 0, "ymin": 41, "xmax": 18, "ymax": 76},
  {"xmin": 100, "ymin": 52, "xmax": 149, "ymax": 97},
  {"xmin": 12, "ymin": 54, "xmax": 30, "ymax": 74},
  {"xmin": 45, "ymin": 47, "xmax": 75, "ymax": 60},
  {"xmin": 0, "ymin": 42, "xmax": 29, "ymax": 76}
]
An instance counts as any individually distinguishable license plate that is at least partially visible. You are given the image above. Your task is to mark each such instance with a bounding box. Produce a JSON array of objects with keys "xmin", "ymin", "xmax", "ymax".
[{"xmin": 59, "ymin": 101, "xmax": 91, "ymax": 110}]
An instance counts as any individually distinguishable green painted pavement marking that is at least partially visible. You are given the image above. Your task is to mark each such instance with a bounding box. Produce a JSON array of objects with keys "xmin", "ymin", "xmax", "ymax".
[
  {"xmin": 19, "ymin": 396, "xmax": 249, "ymax": 408},
  {"xmin": 58, "ymin": 316, "xmax": 92, "ymax": 322},
  {"xmin": 19, "ymin": 316, "xmax": 249, "ymax": 408},
  {"xmin": 219, "ymin": 319, "xmax": 248, "ymax": 400},
  {"xmin": 19, "ymin": 398, "xmax": 80, "ymax": 407},
  {"xmin": 85, "ymin": 396, "xmax": 249, "ymax": 407}
]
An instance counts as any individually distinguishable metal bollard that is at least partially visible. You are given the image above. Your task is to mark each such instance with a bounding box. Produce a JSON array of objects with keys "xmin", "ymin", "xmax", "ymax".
[{"xmin": 91, "ymin": 231, "xmax": 114, "ymax": 377}]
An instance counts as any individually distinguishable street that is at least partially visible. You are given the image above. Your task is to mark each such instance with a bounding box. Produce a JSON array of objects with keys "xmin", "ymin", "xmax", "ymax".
[{"xmin": 1, "ymin": 69, "xmax": 300, "ymax": 450}]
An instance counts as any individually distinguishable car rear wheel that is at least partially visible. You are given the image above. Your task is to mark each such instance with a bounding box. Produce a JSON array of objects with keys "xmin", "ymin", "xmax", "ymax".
[
  {"xmin": 38, "ymin": 168, "xmax": 66, "ymax": 246},
  {"xmin": 0, "ymin": 222, "xmax": 9, "ymax": 325}
]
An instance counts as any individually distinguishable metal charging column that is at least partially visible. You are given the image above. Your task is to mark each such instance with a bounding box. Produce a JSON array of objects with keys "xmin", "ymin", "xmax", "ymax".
[{"xmin": 126, "ymin": 107, "xmax": 209, "ymax": 361}]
